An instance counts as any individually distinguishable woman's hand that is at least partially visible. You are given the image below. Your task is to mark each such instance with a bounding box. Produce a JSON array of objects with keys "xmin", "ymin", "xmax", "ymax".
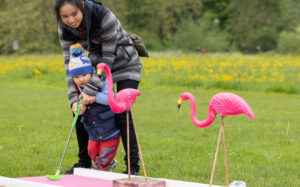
[{"xmin": 79, "ymin": 104, "xmax": 86, "ymax": 115}]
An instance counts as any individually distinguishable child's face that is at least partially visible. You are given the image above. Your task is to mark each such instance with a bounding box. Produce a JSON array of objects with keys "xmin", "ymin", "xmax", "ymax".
[
  {"xmin": 73, "ymin": 74, "xmax": 92, "ymax": 87},
  {"xmin": 59, "ymin": 3, "xmax": 83, "ymax": 28}
]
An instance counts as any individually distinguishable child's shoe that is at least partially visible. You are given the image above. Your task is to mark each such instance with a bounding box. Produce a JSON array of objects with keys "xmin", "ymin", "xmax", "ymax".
[
  {"xmin": 106, "ymin": 159, "xmax": 118, "ymax": 172},
  {"xmin": 92, "ymin": 162, "xmax": 101, "ymax": 170}
]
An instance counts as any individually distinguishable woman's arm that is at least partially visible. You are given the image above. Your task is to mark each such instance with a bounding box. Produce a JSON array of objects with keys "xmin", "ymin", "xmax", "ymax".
[
  {"xmin": 98, "ymin": 11, "xmax": 118, "ymax": 70},
  {"xmin": 80, "ymin": 11, "xmax": 119, "ymax": 105},
  {"xmin": 58, "ymin": 25, "xmax": 102, "ymax": 106},
  {"xmin": 58, "ymin": 26, "xmax": 79, "ymax": 106},
  {"xmin": 81, "ymin": 74, "xmax": 103, "ymax": 106}
]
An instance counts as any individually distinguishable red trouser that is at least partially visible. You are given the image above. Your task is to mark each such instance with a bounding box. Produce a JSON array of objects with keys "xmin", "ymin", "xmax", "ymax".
[{"xmin": 88, "ymin": 136, "xmax": 120, "ymax": 171}]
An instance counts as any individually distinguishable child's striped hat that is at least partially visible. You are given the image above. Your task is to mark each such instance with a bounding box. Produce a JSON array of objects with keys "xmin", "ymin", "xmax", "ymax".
[{"xmin": 69, "ymin": 43, "xmax": 93, "ymax": 78}]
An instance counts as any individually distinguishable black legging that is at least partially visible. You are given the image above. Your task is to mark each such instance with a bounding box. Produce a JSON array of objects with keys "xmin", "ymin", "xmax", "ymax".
[
  {"xmin": 116, "ymin": 79, "xmax": 140, "ymax": 172},
  {"xmin": 75, "ymin": 115, "xmax": 91, "ymax": 166}
]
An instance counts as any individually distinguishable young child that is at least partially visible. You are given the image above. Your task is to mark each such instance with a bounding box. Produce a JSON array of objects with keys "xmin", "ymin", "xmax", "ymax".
[{"xmin": 69, "ymin": 43, "xmax": 120, "ymax": 171}]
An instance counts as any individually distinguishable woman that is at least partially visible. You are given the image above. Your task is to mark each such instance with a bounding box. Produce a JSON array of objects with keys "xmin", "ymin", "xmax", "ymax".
[{"xmin": 54, "ymin": 0, "xmax": 142, "ymax": 175}]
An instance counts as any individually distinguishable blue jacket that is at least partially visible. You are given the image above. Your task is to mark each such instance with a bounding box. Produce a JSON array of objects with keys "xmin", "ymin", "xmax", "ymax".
[{"xmin": 79, "ymin": 80, "xmax": 120, "ymax": 142}]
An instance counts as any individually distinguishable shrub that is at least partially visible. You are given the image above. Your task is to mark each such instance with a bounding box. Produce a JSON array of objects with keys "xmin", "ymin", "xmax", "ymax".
[
  {"xmin": 168, "ymin": 15, "xmax": 230, "ymax": 52},
  {"xmin": 276, "ymin": 31, "xmax": 300, "ymax": 54},
  {"xmin": 238, "ymin": 26, "xmax": 279, "ymax": 53}
]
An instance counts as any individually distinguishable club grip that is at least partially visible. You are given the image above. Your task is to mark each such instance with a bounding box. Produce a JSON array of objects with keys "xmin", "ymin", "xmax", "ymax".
[{"xmin": 72, "ymin": 98, "xmax": 83, "ymax": 127}]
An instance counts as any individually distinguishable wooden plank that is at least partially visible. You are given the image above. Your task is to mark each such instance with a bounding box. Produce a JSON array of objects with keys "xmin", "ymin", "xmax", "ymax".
[{"xmin": 113, "ymin": 177, "xmax": 166, "ymax": 187}]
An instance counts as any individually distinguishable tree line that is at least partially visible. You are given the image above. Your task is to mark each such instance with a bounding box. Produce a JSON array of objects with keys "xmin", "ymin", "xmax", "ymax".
[{"xmin": 0, "ymin": 0, "xmax": 299, "ymax": 54}]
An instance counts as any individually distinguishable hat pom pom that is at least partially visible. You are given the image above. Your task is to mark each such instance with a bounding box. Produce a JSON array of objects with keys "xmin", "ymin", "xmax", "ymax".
[
  {"xmin": 70, "ymin": 43, "xmax": 84, "ymax": 57},
  {"xmin": 70, "ymin": 47, "xmax": 83, "ymax": 57}
]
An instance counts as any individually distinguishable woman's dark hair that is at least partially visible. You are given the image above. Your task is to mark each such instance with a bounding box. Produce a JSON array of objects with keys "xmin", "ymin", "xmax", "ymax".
[{"xmin": 54, "ymin": 0, "xmax": 85, "ymax": 21}]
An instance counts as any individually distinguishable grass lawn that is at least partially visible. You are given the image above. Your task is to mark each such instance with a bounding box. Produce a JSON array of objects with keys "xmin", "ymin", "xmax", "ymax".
[{"xmin": 0, "ymin": 54, "xmax": 299, "ymax": 186}]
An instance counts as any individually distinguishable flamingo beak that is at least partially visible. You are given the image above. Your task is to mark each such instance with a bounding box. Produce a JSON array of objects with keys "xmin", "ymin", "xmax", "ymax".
[
  {"xmin": 177, "ymin": 98, "xmax": 183, "ymax": 109},
  {"xmin": 97, "ymin": 69, "xmax": 102, "ymax": 75}
]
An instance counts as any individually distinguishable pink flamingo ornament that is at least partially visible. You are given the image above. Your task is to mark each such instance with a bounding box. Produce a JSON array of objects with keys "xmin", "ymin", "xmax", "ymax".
[
  {"xmin": 177, "ymin": 92, "xmax": 254, "ymax": 187},
  {"xmin": 96, "ymin": 64, "xmax": 141, "ymax": 114},
  {"xmin": 96, "ymin": 63, "xmax": 146, "ymax": 180}
]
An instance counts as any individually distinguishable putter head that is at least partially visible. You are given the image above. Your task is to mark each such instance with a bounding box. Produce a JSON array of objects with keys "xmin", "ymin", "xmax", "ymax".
[
  {"xmin": 46, "ymin": 170, "xmax": 61, "ymax": 180},
  {"xmin": 46, "ymin": 174, "xmax": 61, "ymax": 180}
]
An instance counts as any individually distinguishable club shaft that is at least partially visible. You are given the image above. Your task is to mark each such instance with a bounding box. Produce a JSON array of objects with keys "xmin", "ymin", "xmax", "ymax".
[{"xmin": 57, "ymin": 126, "xmax": 75, "ymax": 171}]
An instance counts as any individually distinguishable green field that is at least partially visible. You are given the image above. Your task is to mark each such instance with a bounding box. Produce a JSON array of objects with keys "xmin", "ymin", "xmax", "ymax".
[{"xmin": 0, "ymin": 54, "xmax": 299, "ymax": 186}]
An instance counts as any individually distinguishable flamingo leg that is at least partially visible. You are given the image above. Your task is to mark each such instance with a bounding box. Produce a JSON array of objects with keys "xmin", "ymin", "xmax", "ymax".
[
  {"xmin": 130, "ymin": 110, "xmax": 147, "ymax": 179},
  {"xmin": 209, "ymin": 123, "xmax": 223, "ymax": 187},
  {"xmin": 221, "ymin": 117, "xmax": 229, "ymax": 187},
  {"xmin": 126, "ymin": 111, "xmax": 131, "ymax": 179}
]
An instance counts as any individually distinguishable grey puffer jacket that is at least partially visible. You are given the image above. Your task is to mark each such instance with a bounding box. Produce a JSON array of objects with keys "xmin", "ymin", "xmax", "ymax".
[{"xmin": 58, "ymin": 0, "xmax": 142, "ymax": 106}]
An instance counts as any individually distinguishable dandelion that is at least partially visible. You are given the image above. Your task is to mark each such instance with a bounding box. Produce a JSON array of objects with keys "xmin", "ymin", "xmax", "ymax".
[
  {"xmin": 33, "ymin": 68, "xmax": 42, "ymax": 76},
  {"xmin": 211, "ymin": 74, "xmax": 219, "ymax": 81},
  {"xmin": 18, "ymin": 125, "xmax": 22, "ymax": 132},
  {"xmin": 1, "ymin": 54, "xmax": 300, "ymax": 91},
  {"xmin": 221, "ymin": 74, "xmax": 233, "ymax": 81}
]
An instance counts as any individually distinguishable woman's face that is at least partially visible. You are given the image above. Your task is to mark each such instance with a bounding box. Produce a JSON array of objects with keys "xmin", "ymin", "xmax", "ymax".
[{"xmin": 59, "ymin": 3, "xmax": 83, "ymax": 28}]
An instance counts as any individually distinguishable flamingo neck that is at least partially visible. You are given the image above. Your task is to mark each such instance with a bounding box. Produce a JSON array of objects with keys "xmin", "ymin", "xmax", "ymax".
[
  {"xmin": 102, "ymin": 65, "xmax": 120, "ymax": 111},
  {"xmin": 187, "ymin": 95, "xmax": 215, "ymax": 128}
]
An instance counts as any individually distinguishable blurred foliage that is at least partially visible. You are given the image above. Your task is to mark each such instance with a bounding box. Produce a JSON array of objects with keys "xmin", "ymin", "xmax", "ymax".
[
  {"xmin": 0, "ymin": 0, "xmax": 60, "ymax": 54},
  {"xmin": 231, "ymin": 0, "xmax": 283, "ymax": 53},
  {"xmin": 276, "ymin": 31, "xmax": 300, "ymax": 54},
  {"xmin": 0, "ymin": 0, "xmax": 299, "ymax": 54},
  {"xmin": 167, "ymin": 14, "xmax": 230, "ymax": 52}
]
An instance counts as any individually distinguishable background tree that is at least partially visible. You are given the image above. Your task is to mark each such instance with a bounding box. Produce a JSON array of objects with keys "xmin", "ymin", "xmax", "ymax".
[
  {"xmin": 120, "ymin": 0, "xmax": 202, "ymax": 49},
  {"xmin": 229, "ymin": 0, "xmax": 287, "ymax": 53},
  {"xmin": 0, "ymin": 0, "xmax": 299, "ymax": 54},
  {"xmin": 0, "ymin": 0, "xmax": 58, "ymax": 54}
]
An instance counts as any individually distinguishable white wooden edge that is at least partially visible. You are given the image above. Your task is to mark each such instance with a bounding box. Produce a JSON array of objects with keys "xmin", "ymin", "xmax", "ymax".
[{"xmin": 74, "ymin": 168, "xmax": 224, "ymax": 187}]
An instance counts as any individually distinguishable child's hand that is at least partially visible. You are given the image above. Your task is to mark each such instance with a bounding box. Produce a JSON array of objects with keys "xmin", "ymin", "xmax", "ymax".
[
  {"xmin": 71, "ymin": 102, "xmax": 78, "ymax": 114},
  {"xmin": 80, "ymin": 92, "xmax": 96, "ymax": 105}
]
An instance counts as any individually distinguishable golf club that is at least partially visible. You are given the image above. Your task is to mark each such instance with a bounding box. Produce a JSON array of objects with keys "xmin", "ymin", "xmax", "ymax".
[{"xmin": 46, "ymin": 98, "xmax": 83, "ymax": 180}]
